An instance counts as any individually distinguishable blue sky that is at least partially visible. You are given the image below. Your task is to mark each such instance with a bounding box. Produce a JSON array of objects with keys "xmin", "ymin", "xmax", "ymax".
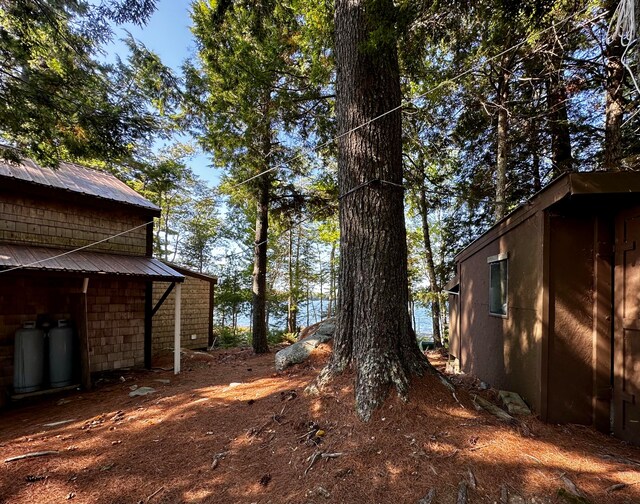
[{"xmin": 105, "ymin": 0, "xmax": 219, "ymax": 186}]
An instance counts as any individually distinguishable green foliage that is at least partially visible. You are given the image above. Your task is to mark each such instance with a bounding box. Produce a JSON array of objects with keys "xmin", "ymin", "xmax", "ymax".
[
  {"xmin": 213, "ymin": 325, "xmax": 250, "ymax": 348},
  {"xmin": 0, "ymin": 0, "xmax": 175, "ymax": 166}
]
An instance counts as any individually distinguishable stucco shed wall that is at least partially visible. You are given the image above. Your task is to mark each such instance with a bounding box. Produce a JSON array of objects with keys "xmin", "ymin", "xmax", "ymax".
[{"xmin": 457, "ymin": 211, "xmax": 544, "ymax": 413}]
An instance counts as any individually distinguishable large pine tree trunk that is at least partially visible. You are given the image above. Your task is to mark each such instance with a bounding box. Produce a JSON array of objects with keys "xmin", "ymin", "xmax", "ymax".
[
  {"xmin": 604, "ymin": 32, "xmax": 625, "ymax": 171},
  {"xmin": 418, "ymin": 187, "xmax": 442, "ymax": 347},
  {"xmin": 326, "ymin": 0, "xmax": 431, "ymax": 421},
  {"xmin": 327, "ymin": 242, "xmax": 336, "ymax": 318},
  {"xmin": 495, "ymin": 53, "xmax": 511, "ymax": 221}
]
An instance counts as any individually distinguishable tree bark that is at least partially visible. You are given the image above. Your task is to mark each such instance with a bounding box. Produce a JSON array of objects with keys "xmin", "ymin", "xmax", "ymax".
[
  {"xmin": 495, "ymin": 53, "xmax": 511, "ymax": 222},
  {"xmin": 529, "ymin": 112, "xmax": 542, "ymax": 193},
  {"xmin": 287, "ymin": 227, "xmax": 296, "ymax": 333},
  {"xmin": 604, "ymin": 31, "xmax": 625, "ymax": 171},
  {"xmin": 251, "ymin": 137, "xmax": 271, "ymax": 354},
  {"xmin": 327, "ymin": 242, "xmax": 336, "ymax": 318},
  {"xmin": 326, "ymin": 0, "xmax": 432, "ymax": 421},
  {"xmin": 545, "ymin": 53, "xmax": 573, "ymax": 175},
  {"xmin": 418, "ymin": 187, "xmax": 442, "ymax": 347}
]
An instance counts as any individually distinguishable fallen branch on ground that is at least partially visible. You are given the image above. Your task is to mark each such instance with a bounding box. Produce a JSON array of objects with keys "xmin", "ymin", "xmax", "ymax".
[
  {"xmin": 5, "ymin": 451, "xmax": 59, "ymax": 463},
  {"xmin": 457, "ymin": 480, "xmax": 468, "ymax": 504},
  {"xmin": 472, "ymin": 395, "xmax": 516, "ymax": 424},
  {"xmin": 417, "ymin": 488, "xmax": 436, "ymax": 504},
  {"xmin": 305, "ymin": 451, "xmax": 344, "ymax": 474},
  {"xmin": 146, "ymin": 486, "xmax": 164, "ymax": 502}
]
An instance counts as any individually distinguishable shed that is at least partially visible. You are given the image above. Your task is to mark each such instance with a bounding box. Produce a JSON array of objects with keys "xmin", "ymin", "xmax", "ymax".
[
  {"xmin": 448, "ymin": 172, "xmax": 640, "ymax": 444},
  {"xmin": 152, "ymin": 263, "xmax": 217, "ymax": 355},
  {"xmin": 0, "ymin": 156, "xmax": 187, "ymax": 405}
]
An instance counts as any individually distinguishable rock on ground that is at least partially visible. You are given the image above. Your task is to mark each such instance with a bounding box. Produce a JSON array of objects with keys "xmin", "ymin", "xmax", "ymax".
[{"xmin": 275, "ymin": 319, "xmax": 335, "ymax": 372}]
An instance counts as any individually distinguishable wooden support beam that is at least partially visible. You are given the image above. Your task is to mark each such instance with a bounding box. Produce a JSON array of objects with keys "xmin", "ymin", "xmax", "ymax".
[
  {"xmin": 152, "ymin": 282, "xmax": 175, "ymax": 317},
  {"xmin": 72, "ymin": 277, "xmax": 91, "ymax": 390}
]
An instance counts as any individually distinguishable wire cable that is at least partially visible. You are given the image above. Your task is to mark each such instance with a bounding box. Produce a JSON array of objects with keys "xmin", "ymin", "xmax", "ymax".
[
  {"xmin": 231, "ymin": 5, "xmax": 601, "ymax": 189},
  {"xmin": 0, "ymin": 220, "xmax": 154, "ymax": 275}
]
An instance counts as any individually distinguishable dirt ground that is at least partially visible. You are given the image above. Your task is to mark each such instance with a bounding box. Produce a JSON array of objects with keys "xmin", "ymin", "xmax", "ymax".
[{"xmin": 1, "ymin": 346, "xmax": 639, "ymax": 504}]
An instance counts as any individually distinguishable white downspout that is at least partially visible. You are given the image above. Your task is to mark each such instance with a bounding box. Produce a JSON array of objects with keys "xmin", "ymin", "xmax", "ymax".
[{"xmin": 174, "ymin": 282, "xmax": 182, "ymax": 374}]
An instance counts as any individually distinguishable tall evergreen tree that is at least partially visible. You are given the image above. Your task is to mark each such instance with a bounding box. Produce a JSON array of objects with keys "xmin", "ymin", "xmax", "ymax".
[
  {"xmin": 0, "ymin": 0, "xmax": 164, "ymax": 165},
  {"xmin": 318, "ymin": 0, "xmax": 432, "ymax": 421},
  {"xmin": 187, "ymin": 0, "xmax": 332, "ymax": 353}
]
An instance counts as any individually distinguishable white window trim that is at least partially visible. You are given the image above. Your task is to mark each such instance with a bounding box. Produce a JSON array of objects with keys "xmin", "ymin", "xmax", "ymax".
[
  {"xmin": 488, "ymin": 253, "xmax": 509, "ymax": 318},
  {"xmin": 487, "ymin": 252, "xmax": 508, "ymax": 263}
]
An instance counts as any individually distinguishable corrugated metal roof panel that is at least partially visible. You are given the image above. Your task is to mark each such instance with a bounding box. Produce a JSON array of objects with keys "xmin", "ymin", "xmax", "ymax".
[
  {"xmin": 0, "ymin": 157, "xmax": 160, "ymax": 212},
  {"xmin": 0, "ymin": 244, "xmax": 184, "ymax": 281}
]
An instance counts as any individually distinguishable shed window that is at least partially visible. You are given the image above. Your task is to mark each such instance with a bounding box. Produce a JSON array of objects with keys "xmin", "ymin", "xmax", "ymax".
[{"xmin": 488, "ymin": 254, "xmax": 508, "ymax": 316}]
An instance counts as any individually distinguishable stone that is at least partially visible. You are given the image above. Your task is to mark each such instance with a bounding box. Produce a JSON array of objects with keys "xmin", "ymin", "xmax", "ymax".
[
  {"xmin": 154, "ymin": 379, "xmax": 170, "ymax": 384},
  {"xmin": 315, "ymin": 320, "xmax": 336, "ymax": 337},
  {"xmin": 275, "ymin": 320, "xmax": 335, "ymax": 371},
  {"xmin": 498, "ymin": 390, "xmax": 532, "ymax": 416},
  {"xmin": 128, "ymin": 386, "xmax": 155, "ymax": 397}
]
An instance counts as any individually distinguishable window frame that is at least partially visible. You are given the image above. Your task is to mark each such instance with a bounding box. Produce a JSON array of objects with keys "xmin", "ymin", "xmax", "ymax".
[{"xmin": 487, "ymin": 253, "xmax": 509, "ymax": 318}]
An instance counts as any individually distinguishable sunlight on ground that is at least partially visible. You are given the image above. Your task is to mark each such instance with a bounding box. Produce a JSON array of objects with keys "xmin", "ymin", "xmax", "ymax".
[
  {"xmin": 384, "ymin": 460, "xmax": 403, "ymax": 482},
  {"xmin": 181, "ymin": 488, "xmax": 214, "ymax": 501}
]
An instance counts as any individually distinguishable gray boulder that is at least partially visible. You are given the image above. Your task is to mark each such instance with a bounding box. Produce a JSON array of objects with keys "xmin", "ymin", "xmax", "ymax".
[{"xmin": 275, "ymin": 319, "xmax": 335, "ymax": 371}]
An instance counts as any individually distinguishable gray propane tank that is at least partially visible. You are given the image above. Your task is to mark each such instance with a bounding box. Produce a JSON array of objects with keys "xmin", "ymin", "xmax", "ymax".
[
  {"xmin": 48, "ymin": 319, "xmax": 74, "ymax": 388},
  {"xmin": 13, "ymin": 321, "xmax": 44, "ymax": 393}
]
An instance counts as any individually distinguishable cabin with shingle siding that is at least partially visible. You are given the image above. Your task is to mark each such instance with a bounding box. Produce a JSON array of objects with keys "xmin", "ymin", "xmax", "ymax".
[{"xmin": 0, "ymin": 157, "xmax": 216, "ymax": 405}]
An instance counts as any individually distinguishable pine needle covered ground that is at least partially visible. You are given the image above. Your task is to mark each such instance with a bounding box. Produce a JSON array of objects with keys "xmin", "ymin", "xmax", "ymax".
[{"xmin": 1, "ymin": 347, "xmax": 638, "ymax": 504}]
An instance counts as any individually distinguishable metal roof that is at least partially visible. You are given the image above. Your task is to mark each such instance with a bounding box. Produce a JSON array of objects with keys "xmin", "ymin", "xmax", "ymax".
[
  {"xmin": 0, "ymin": 157, "xmax": 160, "ymax": 213},
  {"xmin": 160, "ymin": 261, "xmax": 218, "ymax": 284},
  {"xmin": 0, "ymin": 244, "xmax": 184, "ymax": 281}
]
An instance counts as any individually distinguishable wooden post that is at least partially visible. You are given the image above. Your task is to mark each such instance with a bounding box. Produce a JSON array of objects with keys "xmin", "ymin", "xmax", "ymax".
[
  {"xmin": 174, "ymin": 282, "xmax": 182, "ymax": 374},
  {"xmin": 75, "ymin": 278, "xmax": 92, "ymax": 390},
  {"xmin": 144, "ymin": 282, "xmax": 153, "ymax": 369},
  {"xmin": 208, "ymin": 280, "xmax": 216, "ymax": 348}
]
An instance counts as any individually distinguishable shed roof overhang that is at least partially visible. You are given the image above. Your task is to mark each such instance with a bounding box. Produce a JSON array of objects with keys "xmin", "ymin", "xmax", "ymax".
[
  {"xmin": 0, "ymin": 244, "xmax": 184, "ymax": 282},
  {"xmin": 455, "ymin": 172, "xmax": 640, "ymax": 263},
  {"xmin": 160, "ymin": 261, "xmax": 218, "ymax": 284},
  {"xmin": 443, "ymin": 275, "xmax": 460, "ymax": 295}
]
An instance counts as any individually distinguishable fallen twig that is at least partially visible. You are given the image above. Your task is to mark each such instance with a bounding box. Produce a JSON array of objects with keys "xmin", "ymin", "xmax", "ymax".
[
  {"xmin": 145, "ymin": 486, "xmax": 164, "ymax": 502},
  {"xmin": 524, "ymin": 454, "xmax": 543, "ymax": 464},
  {"xmin": 304, "ymin": 451, "xmax": 344, "ymax": 474},
  {"xmin": 560, "ymin": 474, "xmax": 590, "ymax": 503},
  {"xmin": 438, "ymin": 374, "xmax": 456, "ymax": 392},
  {"xmin": 417, "ymin": 488, "xmax": 436, "ymax": 504},
  {"xmin": 606, "ymin": 481, "xmax": 640, "ymax": 493},
  {"xmin": 211, "ymin": 452, "xmax": 227, "ymax": 469},
  {"xmin": 500, "ymin": 485, "xmax": 508, "ymax": 504},
  {"xmin": 467, "ymin": 468, "xmax": 477, "ymax": 490},
  {"xmin": 468, "ymin": 442, "xmax": 493, "ymax": 452},
  {"xmin": 457, "ymin": 480, "xmax": 468, "ymax": 504},
  {"xmin": 5, "ymin": 451, "xmax": 59, "ymax": 463},
  {"xmin": 600, "ymin": 453, "xmax": 640, "ymax": 468},
  {"xmin": 305, "ymin": 451, "xmax": 322, "ymax": 474},
  {"xmin": 473, "ymin": 395, "xmax": 516, "ymax": 424}
]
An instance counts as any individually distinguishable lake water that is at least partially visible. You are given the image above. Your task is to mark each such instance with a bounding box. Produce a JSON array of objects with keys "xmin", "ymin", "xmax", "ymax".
[{"xmin": 229, "ymin": 299, "xmax": 435, "ymax": 338}]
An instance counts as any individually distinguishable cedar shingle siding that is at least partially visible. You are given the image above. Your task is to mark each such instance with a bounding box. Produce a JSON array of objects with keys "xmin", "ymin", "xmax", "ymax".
[
  {"xmin": 153, "ymin": 275, "xmax": 211, "ymax": 354},
  {"xmin": 0, "ymin": 194, "xmax": 147, "ymax": 255}
]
